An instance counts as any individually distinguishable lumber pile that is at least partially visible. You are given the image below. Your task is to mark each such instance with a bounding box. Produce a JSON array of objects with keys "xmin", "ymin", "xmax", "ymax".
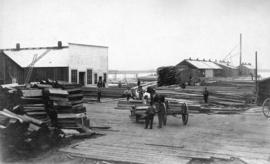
[
  {"xmin": 0, "ymin": 80, "xmax": 93, "ymax": 157},
  {"xmin": 20, "ymin": 89, "xmax": 50, "ymax": 123},
  {"xmin": 43, "ymin": 81, "xmax": 89, "ymax": 130},
  {"xmin": 82, "ymin": 87, "xmax": 126, "ymax": 99},
  {"xmin": 0, "ymin": 109, "xmax": 64, "ymax": 153},
  {"xmin": 115, "ymin": 99, "xmax": 146, "ymax": 110},
  {"xmin": 156, "ymin": 81, "xmax": 255, "ymax": 107},
  {"xmin": 157, "ymin": 66, "xmax": 176, "ymax": 87}
]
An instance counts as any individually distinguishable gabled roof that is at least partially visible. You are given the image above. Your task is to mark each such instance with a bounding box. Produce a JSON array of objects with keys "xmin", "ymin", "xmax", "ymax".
[
  {"xmin": 3, "ymin": 48, "xmax": 70, "ymax": 68},
  {"xmin": 69, "ymin": 43, "xmax": 108, "ymax": 48},
  {"xmin": 182, "ymin": 59, "xmax": 221, "ymax": 69},
  {"xmin": 241, "ymin": 64, "xmax": 255, "ymax": 69},
  {"xmin": 215, "ymin": 62, "xmax": 236, "ymax": 69}
]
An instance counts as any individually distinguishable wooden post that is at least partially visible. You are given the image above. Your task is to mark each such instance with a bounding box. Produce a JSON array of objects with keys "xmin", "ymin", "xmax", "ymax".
[
  {"xmin": 255, "ymin": 51, "xmax": 258, "ymax": 95},
  {"xmin": 239, "ymin": 33, "xmax": 242, "ymax": 75}
]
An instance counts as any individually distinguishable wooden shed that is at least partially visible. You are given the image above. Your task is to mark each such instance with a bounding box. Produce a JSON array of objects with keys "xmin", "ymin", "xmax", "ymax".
[{"xmin": 175, "ymin": 59, "xmax": 222, "ymax": 78}]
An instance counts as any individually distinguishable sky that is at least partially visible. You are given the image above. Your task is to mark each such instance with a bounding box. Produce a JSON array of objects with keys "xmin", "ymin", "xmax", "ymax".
[{"xmin": 0, "ymin": 0, "xmax": 270, "ymax": 70}]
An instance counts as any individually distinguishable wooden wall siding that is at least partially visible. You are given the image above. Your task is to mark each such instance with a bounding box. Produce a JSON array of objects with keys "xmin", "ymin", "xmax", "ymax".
[
  {"xmin": 24, "ymin": 67, "xmax": 69, "ymax": 82},
  {"xmin": 0, "ymin": 52, "xmax": 24, "ymax": 84}
]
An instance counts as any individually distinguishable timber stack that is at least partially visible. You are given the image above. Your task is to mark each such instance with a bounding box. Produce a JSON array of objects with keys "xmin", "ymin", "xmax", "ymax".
[
  {"xmin": 157, "ymin": 81, "xmax": 255, "ymax": 107},
  {"xmin": 20, "ymin": 89, "xmax": 50, "ymax": 123},
  {"xmin": 82, "ymin": 87, "xmax": 126, "ymax": 99},
  {"xmin": 44, "ymin": 81, "xmax": 89, "ymax": 130},
  {"xmin": 0, "ymin": 80, "xmax": 92, "ymax": 156},
  {"xmin": 0, "ymin": 108, "xmax": 63, "ymax": 153}
]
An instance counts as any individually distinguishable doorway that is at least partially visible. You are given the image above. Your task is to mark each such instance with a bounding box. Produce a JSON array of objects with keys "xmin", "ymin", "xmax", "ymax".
[{"xmin": 79, "ymin": 72, "xmax": 85, "ymax": 86}]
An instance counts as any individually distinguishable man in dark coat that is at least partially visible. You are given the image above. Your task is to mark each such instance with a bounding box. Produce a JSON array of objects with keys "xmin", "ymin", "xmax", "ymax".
[
  {"xmin": 203, "ymin": 87, "xmax": 209, "ymax": 103},
  {"xmin": 155, "ymin": 95, "xmax": 166, "ymax": 128},
  {"xmin": 97, "ymin": 78, "xmax": 103, "ymax": 102},
  {"xmin": 145, "ymin": 106, "xmax": 155, "ymax": 129},
  {"xmin": 144, "ymin": 87, "xmax": 156, "ymax": 129}
]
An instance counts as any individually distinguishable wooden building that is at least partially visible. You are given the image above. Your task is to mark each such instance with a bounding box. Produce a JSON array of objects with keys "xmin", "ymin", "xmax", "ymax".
[
  {"xmin": 238, "ymin": 63, "xmax": 255, "ymax": 76},
  {"xmin": 215, "ymin": 61, "xmax": 238, "ymax": 77},
  {"xmin": 176, "ymin": 59, "xmax": 222, "ymax": 78},
  {"xmin": 0, "ymin": 42, "xmax": 108, "ymax": 86}
]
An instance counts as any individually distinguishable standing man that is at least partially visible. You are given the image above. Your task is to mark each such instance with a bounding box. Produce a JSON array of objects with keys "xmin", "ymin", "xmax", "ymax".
[
  {"xmin": 144, "ymin": 106, "xmax": 155, "ymax": 129},
  {"xmin": 203, "ymin": 87, "xmax": 209, "ymax": 103},
  {"xmin": 102, "ymin": 79, "xmax": 106, "ymax": 88},
  {"xmin": 147, "ymin": 87, "xmax": 166, "ymax": 128},
  {"xmin": 144, "ymin": 87, "xmax": 155, "ymax": 129},
  {"xmin": 155, "ymin": 95, "xmax": 166, "ymax": 128},
  {"xmin": 137, "ymin": 86, "xmax": 144, "ymax": 100},
  {"xmin": 97, "ymin": 78, "xmax": 103, "ymax": 102},
  {"xmin": 124, "ymin": 86, "xmax": 132, "ymax": 101},
  {"xmin": 137, "ymin": 79, "xmax": 141, "ymax": 87}
]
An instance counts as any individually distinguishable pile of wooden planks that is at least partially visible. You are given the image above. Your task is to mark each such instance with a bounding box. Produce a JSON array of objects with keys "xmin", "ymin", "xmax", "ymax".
[
  {"xmin": 82, "ymin": 87, "xmax": 126, "ymax": 99},
  {"xmin": 157, "ymin": 82, "xmax": 255, "ymax": 107},
  {"xmin": 0, "ymin": 80, "xmax": 94, "ymax": 156},
  {"xmin": 0, "ymin": 109, "xmax": 63, "ymax": 152},
  {"xmin": 20, "ymin": 89, "xmax": 50, "ymax": 123},
  {"xmin": 115, "ymin": 99, "xmax": 145, "ymax": 110},
  {"xmin": 42, "ymin": 81, "xmax": 89, "ymax": 130},
  {"xmin": 157, "ymin": 66, "xmax": 176, "ymax": 86}
]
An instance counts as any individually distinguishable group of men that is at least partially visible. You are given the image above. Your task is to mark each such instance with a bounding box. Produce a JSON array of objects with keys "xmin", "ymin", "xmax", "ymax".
[
  {"xmin": 144, "ymin": 87, "xmax": 167, "ymax": 129},
  {"xmin": 144, "ymin": 86, "xmax": 209, "ymax": 129},
  {"xmin": 123, "ymin": 80, "xmax": 210, "ymax": 129}
]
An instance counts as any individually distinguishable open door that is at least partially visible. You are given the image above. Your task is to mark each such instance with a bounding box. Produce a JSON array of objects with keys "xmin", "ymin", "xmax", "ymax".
[{"xmin": 79, "ymin": 72, "xmax": 85, "ymax": 86}]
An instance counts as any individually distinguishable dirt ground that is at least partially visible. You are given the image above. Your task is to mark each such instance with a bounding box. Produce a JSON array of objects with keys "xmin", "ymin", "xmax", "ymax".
[{"xmin": 2, "ymin": 100, "xmax": 270, "ymax": 164}]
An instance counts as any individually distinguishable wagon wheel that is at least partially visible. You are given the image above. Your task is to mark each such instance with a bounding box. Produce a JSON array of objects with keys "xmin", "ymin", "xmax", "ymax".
[
  {"xmin": 182, "ymin": 103, "xmax": 189, "ymax": 125},
  {"xmin": 262, "ymin": 98, "xmax": 270, "ymax": 118}
]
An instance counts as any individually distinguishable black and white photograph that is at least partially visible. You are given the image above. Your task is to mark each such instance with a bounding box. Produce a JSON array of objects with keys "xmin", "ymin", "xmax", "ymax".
[{"xmin": 0, "ymin": 0, "xmax": 270, "ymax": 163}]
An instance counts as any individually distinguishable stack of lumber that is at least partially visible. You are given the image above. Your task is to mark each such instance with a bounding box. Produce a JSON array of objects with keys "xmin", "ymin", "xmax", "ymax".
[
  {"xmin": 43, "ymin": 83, "xmax": 88, "ymax": 130},
  {"xmin": 0, "ymin": 81, "xmax": 96, "ymax": 158},
  {"xmin": 157, "ymin": 66, "xmax": 176, "ymax": 86},
  {"xmin": 20, "ymin": 89, "xmax": 50, "ymax": 123},
  {"xmin": 82, "ymin": 87, "xmax": 126, "ymax": 99},
  {"xmin": 0, "ymin": 109, "xmax": 63, "ymax": 152},
  {"xmin": 157, "ymin": 82, "xmax": 255, "ymax": 107},
  {"xmin": 0, "ymin": 84, "xmax": 24, "ymax": 109},
  {"xmin": 115, "ymin": 99, "xmax": 146, "ymax": 110}
]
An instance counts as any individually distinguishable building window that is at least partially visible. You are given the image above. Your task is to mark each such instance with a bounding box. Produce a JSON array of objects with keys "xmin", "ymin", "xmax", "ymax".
[
  {"xmin": 94, "ymin": 73, "xmax": 98, "ymax": 84},
  {"xmin": 71, "ymin": 69, "xmax": 77, "ymax": 83},
  {"xmin": 103, "ymin": 73, "xmax": 107, "ymax": 83},
  {"xmin": 87, "ymin": 69, "xmax": 93, "ymax": 84}
]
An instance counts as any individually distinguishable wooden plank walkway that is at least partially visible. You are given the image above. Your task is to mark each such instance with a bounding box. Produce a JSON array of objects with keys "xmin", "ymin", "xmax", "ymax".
[{"xmin": 60, "ymin": 102, "xmax": 270, "ymax": 164}]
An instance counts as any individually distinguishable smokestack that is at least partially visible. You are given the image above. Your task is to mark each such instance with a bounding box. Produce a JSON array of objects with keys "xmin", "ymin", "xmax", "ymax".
[
  {"xmin": 16, "ymin": 43, "xmax": 20, "ymax": 50},
  {"xmin": 57, "ymin": 41, "xmax": 62, "ymax": 48}
]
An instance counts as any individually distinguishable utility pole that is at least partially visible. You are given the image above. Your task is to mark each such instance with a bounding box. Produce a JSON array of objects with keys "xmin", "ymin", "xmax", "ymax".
[
  {"xmin": 255, "ymin": 51, "xmax": 258, "ymax": 95},
  {"xmin": 239, "ymin": 33, "xmax": 242, "ymax": 75}
]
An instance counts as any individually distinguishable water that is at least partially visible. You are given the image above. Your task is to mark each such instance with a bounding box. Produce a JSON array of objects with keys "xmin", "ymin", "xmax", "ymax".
[{"xmin": 259, "ymin": 71, "xmax": 270, "ymax": 79}]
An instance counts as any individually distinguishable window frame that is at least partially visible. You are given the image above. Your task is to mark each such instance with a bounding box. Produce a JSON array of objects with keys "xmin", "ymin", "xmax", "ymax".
[
  {"xmin": 94, "ymin": 73, "xmax": 98, "ymax": 84},
  {"xmin": 87, "ymin": 69, "xmax": 93, "ymax": 84},
  {"xmin": 71, "ymin": 69, "xmax": 78, "ymax": 83}
]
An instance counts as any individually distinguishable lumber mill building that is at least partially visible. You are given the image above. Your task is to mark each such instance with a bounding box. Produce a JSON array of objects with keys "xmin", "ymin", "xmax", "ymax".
[
  {"xmin": 238, "ymin": 63, "xmax": 255, "ymax": 76},
  {"xmin": 0, "ymin": 42, "xmax": 108, "ymax": 86},
  {"xmin": 176, "ymin": 58, "xmax": 238, "ymax": 78}
]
